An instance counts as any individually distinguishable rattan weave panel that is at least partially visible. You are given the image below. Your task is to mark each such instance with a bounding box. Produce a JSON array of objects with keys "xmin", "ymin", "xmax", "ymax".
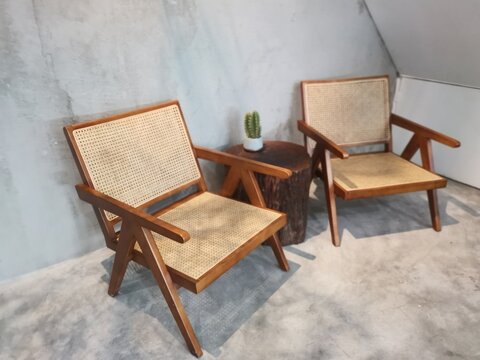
[
  {"xmin": 303, "ymin": 78, "xmax": 390, "ymax": 148},
  {"xmin": 134, "ymin": 192, "xmax": 281, "ymax": 281},
  {"xmin": 331, "ymin": 153, "xmax": 443, "ymax": 191},
  {"xmin": 73, "ymin": 105, "xmax": 201, "ymax": 220}
]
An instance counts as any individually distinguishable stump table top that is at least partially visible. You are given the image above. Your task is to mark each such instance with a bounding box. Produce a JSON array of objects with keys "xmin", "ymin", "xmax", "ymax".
[{"xmin": 226, "ymin": 141, "xmax": 310, "ymax": 172}]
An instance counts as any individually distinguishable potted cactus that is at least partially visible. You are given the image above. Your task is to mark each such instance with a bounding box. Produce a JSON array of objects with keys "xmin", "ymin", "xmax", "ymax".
[{"xmin": 243, "ymin": 111, "xmax": 263, "ymax": 151}]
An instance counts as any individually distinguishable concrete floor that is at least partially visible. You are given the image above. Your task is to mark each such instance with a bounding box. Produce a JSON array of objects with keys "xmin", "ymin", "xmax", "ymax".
[{"xmin": 1, "ymin": 180, "xmax": 479, "ymax": 359}]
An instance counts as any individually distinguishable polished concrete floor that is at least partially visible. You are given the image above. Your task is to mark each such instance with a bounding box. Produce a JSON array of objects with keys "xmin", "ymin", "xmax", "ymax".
[{"xmin": 1, "ymin": 180, "xmax": 479, "ymax": 359}]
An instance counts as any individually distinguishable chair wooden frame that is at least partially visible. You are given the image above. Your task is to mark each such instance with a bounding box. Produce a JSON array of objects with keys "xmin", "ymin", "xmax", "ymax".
[
  {"xmin": 64, "ymin": 100, "xmax": 291, "ymax": 357},
  {"xmin": 299, "ymin": 75, "xmax": 461, "ymax": 247}
]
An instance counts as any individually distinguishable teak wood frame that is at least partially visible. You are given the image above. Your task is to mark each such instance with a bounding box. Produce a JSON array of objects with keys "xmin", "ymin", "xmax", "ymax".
[
  {"xmin": 64, "ymin": 100, "xmax": 291, "ymax": 357},
  {"xmin": 299, "ymin": 75, "xmax": 461, "ymax": 247}
]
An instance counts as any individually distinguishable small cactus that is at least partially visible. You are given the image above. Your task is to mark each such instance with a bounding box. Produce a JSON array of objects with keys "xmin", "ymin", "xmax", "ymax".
[{"xmin": 244, "ymin": 111, "xmax": 261, "ymax": 139}]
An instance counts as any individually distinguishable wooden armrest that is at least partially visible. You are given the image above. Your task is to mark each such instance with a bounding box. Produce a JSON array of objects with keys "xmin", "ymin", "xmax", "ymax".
[
  {"xmin": 297, "ymin": 120, "xmax": 349, "ymax": 159},
  {"xmin": 391, "ymin": 114, "xmax": 461, "ymax": 148},
  {"xmin": 75, "ymin": 184, "xmax": 190, "ymax": 243},
  {"xmin": 194, "ymin": 145, "xmax": 292, "ymax": 179}
]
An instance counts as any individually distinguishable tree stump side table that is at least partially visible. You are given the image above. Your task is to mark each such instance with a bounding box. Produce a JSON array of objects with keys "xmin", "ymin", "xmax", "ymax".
[{"xmin": 226, "ymin": 141, "xmax": 311, "ymax": 245}]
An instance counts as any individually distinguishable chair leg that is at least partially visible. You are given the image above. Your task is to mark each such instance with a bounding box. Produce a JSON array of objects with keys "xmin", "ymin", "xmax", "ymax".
[
  {"xmin": 108, "ymin": 221, "xmax": 136, "ymax": 297},
  {"xmin": 324, "ymin": 186, "xmax": 340, "ymax": 247},
  {"xmin": 240, "ymin": 169, "xmax": 290, "ymax": 271},
  {"xmin": 427, "ymin": 189, "xmax": 441, "ymax": 231},
  {"xmin": 133, "ymin": 226, "xmax": 203, "ymax": 358},
  {"xmin": 267, "ymin": 234, "xmax": 289, "ymax": 271},
  {"xmin": 319, "ymin": 148, "xmax": 341, "ymax": 247},
  {"xmin": 419, "ymin": 139, "xmax": 442, "ymax": 232}
]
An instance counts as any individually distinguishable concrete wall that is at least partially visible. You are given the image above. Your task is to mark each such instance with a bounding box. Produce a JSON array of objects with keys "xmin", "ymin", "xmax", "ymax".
[
  {"xmin": 392, "ymin": 77, "xmax": 480, "ymax": 188},
  {"xmin": 0, "ymin": 0, "xmax": 396, "ymax": 281},
  {"xmin": 365, "ymin": 0, "xmax": 480, "ymax": 89}
]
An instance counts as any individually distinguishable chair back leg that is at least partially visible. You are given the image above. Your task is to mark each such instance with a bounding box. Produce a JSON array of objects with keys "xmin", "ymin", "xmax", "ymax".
[
  {"xmin": 240, "ymin": 169, "xmax": 290, "ymax": 270},
  {"xmin": 108, "ymin": 221, "xmax": 136, "ymax": 297}
]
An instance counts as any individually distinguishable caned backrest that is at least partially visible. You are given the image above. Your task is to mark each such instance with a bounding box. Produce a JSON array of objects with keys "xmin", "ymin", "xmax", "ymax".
[
  {"xmin": 302, "ymin": 76, "xmax": 391, "ymax": 148},
  {"xmin": 67, "ymin": 101, "xmax": 202, "ymax": 221}
]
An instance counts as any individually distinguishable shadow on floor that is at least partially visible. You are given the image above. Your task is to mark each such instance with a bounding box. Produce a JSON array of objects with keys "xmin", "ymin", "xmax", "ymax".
[
  {"xmin": 283, "ymin": 246, "xmax": 317, "ymax": 260},
  {"xmin": 101, "ymin": 247, "xmax": 300, "ymax": 356},
  {"xmin": 309, "ymin": 179, "xmax": 464, "ymax": 240}
]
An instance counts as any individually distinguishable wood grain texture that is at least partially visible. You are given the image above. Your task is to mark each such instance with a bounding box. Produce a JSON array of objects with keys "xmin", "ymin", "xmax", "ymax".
[
  {"xmin": 108, "ymin": 221, "xmax": 136, "ymax": 297},
  {"xmin": 297, "ymin": 120, "xmax": 349, "ymax": 159},
  {"xmin": 194, "ymin": 145, "xmax": 292, "ymax": 179},
  {"xmin": 400, "ymin": 133, "xmax": 421, "ymax": 160},
  {"xmin": 75, "ymin": 184, "xmax": 190, "ymax": 243},
  {"xmin": 300, "ymin": 76, "xmax": 461, "ymax": 246},
  {"xmin": 65, "ymin": 100, "xmax": 293, "ymax": 357},
  {"xmin": 419, "ymin": 138, "xmax": 441, "ymax": 231},
  {"xmin": 219, "ymin": 166, "xmax": 241, "ymax": 197},
  {"xmin": 227, "ymin": 142, "xmax": 311, "ymax": 246},
  {"xmin": 133, "ymin": 225, "xmax": 203, "ymax": 357},
  {"xmin": 391, "ymin": 113, "xmax": 461, "ymax": 148},
  {"xmin": 319, "ymin": 147, "xmax": 340, "ymax": 247}
]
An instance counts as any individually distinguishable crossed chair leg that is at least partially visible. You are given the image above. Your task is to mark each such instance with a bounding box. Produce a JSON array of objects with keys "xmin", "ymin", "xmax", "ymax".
[
  {"xmin": 106, "ymin": 168, "xmax": 289, "ymax": 357},
  {"xmin": 220, "ymin": 166, "xmax": 290, "ymax": 270},
  {"xmin": 320, "ymin": 187, "xmax": 442, "ymax": 247},
  {"xmin": 313, "ymin": 142, "xmax": 442, "ymax": 247},
  {"xmin": 108, "ymin": 220, "xmax": 203, "ymax": 357}
]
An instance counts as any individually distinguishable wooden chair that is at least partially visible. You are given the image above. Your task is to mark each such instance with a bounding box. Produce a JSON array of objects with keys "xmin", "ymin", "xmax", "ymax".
[
  {"xmin": 298, "ymin": 75, "xmax": 460, "ymax": 247},
  {"xmin": 64, "ymin": 100, "xmax": 290, "ymax": 357}
]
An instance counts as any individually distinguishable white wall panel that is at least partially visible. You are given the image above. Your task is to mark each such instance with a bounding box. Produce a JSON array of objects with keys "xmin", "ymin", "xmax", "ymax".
[{"xmin": 393, "ymin": 77, "xmax": 480, "ymax": 188}]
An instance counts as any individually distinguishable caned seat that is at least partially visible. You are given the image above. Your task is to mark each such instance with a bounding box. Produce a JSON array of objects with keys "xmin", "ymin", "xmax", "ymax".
[
  {"xmin": 135, "ymin": 192, "xmax": 283, "ymax": 291},
  {"xmin": 331, "ymin": 153, "xmax": 446, "ymax": 199},
  {"xmin": 64, "ymin": 100, "xmax": 291, "ymax": 357},
  {"xmin": 298, "ymin": 75, "xmax": 460, "ymax": 246}
]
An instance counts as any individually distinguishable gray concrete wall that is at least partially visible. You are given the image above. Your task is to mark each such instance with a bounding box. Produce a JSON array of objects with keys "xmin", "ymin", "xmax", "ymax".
[
  {"xmin": 366, "ymin": 0, "xmax": 480, "ymax": 89},
  {"xmin": 0, "ymin": 0, "xmax": 396, "ymax": 281}
]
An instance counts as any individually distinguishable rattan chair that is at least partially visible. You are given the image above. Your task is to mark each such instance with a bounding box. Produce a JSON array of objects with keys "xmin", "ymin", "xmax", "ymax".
[
  {"xmin": 298, "ymin": 75, "xmax": 460, "ymax": 246},
  {"xmin": 64, "ymin": 100, "xmax": 291, "ymax": 357}
]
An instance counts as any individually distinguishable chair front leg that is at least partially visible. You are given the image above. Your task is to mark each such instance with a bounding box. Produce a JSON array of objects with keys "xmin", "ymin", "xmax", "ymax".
[
  {"xmin": 419, "ymin": 138, "xmax": 441, "ymax": 231},
  {"xmin": 133, "ymin": 226, "xmax": 203, "ymax": 357},
  {"xmin": 426, "ymin": 190, "xmax": 441, "ymax": 231},
  {"xmin": 266, "ymin": 234, "xmax": 289, "ymax": 271},
  {"xmin": 316, "ymin": 145, "xmax": 341, "ymax": 247},
  {"xmin": 400, "ymin": 134, "xmax": 442, "ymax": 231}
]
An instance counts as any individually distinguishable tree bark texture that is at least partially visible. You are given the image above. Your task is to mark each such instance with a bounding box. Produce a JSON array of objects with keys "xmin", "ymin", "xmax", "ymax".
[{"xmin": 226, "ymin": 141, "xmax": 311, "ymax": 245}]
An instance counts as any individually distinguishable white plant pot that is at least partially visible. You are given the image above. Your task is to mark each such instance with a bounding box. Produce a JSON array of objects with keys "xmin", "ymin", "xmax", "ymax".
[{"xmin": 243, "ymin": 137, "xmax": 263, "ymax": 152}]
